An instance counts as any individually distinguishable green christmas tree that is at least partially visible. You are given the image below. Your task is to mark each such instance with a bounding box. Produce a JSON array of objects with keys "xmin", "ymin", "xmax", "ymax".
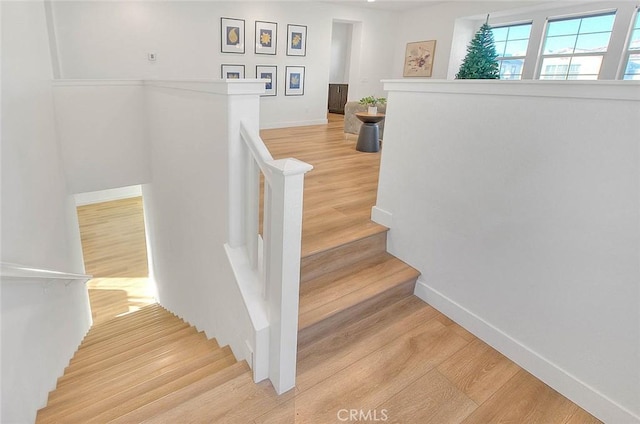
[{"xmin": 456, "ymin": 18, "xmax": 500, "ymax": 79}]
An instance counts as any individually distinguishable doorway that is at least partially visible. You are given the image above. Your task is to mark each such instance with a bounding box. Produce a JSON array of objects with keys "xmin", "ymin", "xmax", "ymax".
[
  {"xmin": 75, "ymin": 185, "xmax": 156, "ymax": 324},
  {"xmin": 328, "ymin": 20, "xmax": 355, "ymax": 114}
]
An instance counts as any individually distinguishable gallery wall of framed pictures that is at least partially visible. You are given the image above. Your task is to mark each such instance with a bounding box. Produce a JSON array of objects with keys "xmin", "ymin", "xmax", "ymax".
[{"xmin": 219, "ymin": 17, "xmax": 308, "ymax": 97}]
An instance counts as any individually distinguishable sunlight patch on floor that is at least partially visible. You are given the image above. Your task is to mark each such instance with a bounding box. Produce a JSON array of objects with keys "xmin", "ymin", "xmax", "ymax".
[{"xmin": 87, "ymin": 277, "xmax": 157, "ymax": 325}]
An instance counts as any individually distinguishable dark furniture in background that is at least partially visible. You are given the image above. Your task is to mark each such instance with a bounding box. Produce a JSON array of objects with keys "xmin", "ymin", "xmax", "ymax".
[{"xmin": 328, "ymin": 84, "xmax": 348, "ymax": 114}]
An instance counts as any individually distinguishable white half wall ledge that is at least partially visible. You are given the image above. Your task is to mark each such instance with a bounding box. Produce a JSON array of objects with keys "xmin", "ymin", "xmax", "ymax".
[
  {"xmin": 53, "ymin": 79, "xmax": 266, "ymax": 96},
  {"xmin": 371, "ymin": 206, "xmax": 392, "ymax": 228},
  {"xmin": 145, "ymin": 79, "xmax": 266, "ymax": 96},
  {"xmin": 52, "ymin": 79, "xmax": 144, "ymax": 87},
  {"xmin": 414, "ymin": 279, "xmax": 640, "ymax": 424},
  {"xmin": 382, "ymin": 79, "xmax": 640, "ymax": 101}
]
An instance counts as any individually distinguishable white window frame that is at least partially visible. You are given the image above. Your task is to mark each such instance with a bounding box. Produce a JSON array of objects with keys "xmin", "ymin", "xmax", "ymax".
[
  {"xmin": 492, "ymin": 21, "xmax": 533, "ymax": 80},
  {"xmin": 620, "ymin": 7, "xmax": 640, "ymax": 80},
  {"xmin": 537, "ymin": 10, "xmax": 617, "ymax": 80}
]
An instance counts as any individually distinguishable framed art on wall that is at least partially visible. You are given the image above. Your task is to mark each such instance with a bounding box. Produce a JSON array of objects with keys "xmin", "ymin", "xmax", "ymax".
[
  {"xmin": 221, "ymin": 64, "xmax": 245, "ymax": 79},
  {"xmin": 403, "ymin": 40, "xmax": 436, "ymax": 77},
  {"xmin": 255, "ymin": 21, "xmax": 277, "ymax": 55},
  {"xmin": 256, "ymin": 65, "xmax": 277, "ymax": 96},
  {"xmin": 221, "ymin": 17, "xmax": 245, "ymax": 54},
  {"xmin": 285, "ymin": 66, "xmax": 305, "ymax": 96},
  {"xmin": 286, "ymin": 24, "xmax": 307, "ymax": 56}
]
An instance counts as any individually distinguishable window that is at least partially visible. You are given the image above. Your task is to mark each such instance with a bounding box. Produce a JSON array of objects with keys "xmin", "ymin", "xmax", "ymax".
[
  {"xmin": 623, "ymin": 10, "xmax": 640, "ymax": 80},
  {"xmin": 492, "ymin": 23, "xmax": 532, "ymax": 80},
  {"xmin": 539, "ymin": 12, "xmax": 616, "ymax": 80}
]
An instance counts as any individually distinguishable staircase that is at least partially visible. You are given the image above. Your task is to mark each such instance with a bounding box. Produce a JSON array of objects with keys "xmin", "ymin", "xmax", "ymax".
[
  {"xmin": 37, "ymin": 115, "xmax": 420, "ymax": 421},
  {"xmin": 36, "ymin": 304, "xmax": 252, "ymax": 423},
  {"xmin": 298, "ymin": 224, "xmax": 420, "ymax": 349}
]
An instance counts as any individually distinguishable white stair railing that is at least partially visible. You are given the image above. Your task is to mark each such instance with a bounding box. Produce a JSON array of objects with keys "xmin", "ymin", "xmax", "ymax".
[
  {"xmin": 234, "ymin": 120, "xmax": 312, "ymax": 394},
  {"xmin": 0, "ymin": 262, "xmax": 92, "ymax": 284}
]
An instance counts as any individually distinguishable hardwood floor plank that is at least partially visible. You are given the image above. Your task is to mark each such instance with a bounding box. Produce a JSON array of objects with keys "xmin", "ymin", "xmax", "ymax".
[
  {"xmin": 296, "ymin": 296, "xmax": 439, "ymax": 392},
  {"xmin": 378, "ymin": 368, "xmax": 478, "ymax": 424},
  {"xmin": 77, "ymin": 197, "xmax": 148, "ymax": 278},
  {"xmin": 437, "ymin": 338, "xmax": 521, "ymax": 405},
  {"xmin": 257, "ymin": 318, "xmax": 469, "ymax": 423},
  {"xmin": 461, "ymin": 369, "xmax": 596, "ymax": 424}
]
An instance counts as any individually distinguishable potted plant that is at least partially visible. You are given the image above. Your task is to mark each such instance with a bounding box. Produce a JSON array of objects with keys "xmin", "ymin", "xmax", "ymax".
[{"xmin": 359, "ymin": 96, "xmax": 387, "ymax": 115}]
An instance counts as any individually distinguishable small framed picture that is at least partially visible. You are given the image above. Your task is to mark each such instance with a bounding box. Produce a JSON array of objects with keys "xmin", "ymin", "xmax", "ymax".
[
  {"xmin": 285, "ymin": 66, "xmax": 305, "ymax": 96},
  {"xmin": 403, "ymin": 40, "xmax": 436, "ymax": 77},
  {"xmin": 255, "ymin": 21, "xmax": 277, "ymax": 55},
  {"xmin": 256, "ymin": 65, "xmax": 277, "ymax": 96},
  {"xmin": 221, "ymin": 64, "xmax": 245, "ymax": 79},
  {"xmin": 221, "ymin": 17, "xmax": 245, "ymax": 54},
  {"xmin": 286, "ymin": 24, "xmax": 307, "ymax": 56}
]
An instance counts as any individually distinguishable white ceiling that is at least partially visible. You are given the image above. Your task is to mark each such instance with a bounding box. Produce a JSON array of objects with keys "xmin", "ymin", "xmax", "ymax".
[{"xmin": 322, "ymin": 0, "xmax": 444, "ymax": 12}]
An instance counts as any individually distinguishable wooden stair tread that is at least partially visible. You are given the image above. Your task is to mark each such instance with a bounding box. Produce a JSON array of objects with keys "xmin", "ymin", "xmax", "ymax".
[
  {"xmin": 37, "ymin": 350, "xmax": 236, "ymax": 423},
  {"xmin": 299, "ymin": 252, "xmax": 420, "ymax": 327},
  {"xmin": 58, "ymin": 326, "xmax": 209, "ymax": 383},
  {"xmin": 70, "ymin": 320, "xmax": 192, "ymax": 365},
  {"xmin": 84, "ymin": 304, "xmax": 167, "ymax": 330},
  {"xmin": 301, "ymin": 228, "xmax": 387, "ymax": 283},
  {"xmin": 56, "ymin": 331, "xmax": 216, "ymax": 389},
  {"xmin": 46, "ymin": 345, "xmax": 232, "ymax": 407},
  {"xmin": 139, "ymin": 367, "xmax": 290, "ymax": 424},
  {"xmin": 80, "ymin": 312, "xmax": 178, "ymax": 346},
  {"xmin": 301, "ymin": 217, "xmax": 387, "ymax": 258},
  {"xmin": 108, "ymin": 361, "xmax": 251, "ymax": 424}
]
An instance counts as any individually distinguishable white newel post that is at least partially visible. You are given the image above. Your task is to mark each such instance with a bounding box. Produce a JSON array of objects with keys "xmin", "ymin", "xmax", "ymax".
[
  {"xmin": 226, "ymin": 80, "xmax": 313, "ymax": 395},
  {"xmin": 264, "ymin": 158, "xmax": 313, "ymax": 394}
]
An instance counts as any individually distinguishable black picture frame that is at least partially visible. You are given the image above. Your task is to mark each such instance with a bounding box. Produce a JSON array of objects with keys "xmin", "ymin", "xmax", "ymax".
[
  {"xmin": 221, "ymin": 17, "xmax": 245, "ymax": 54},
  {"xmin": 285, "ymin": 66, "xmax": 305, "ymax": 96},
  {"xmin": 255, "ymin": 21, "xmax": 277, "ymax": 55},
  {"xmin": 286, "ymin": 24, "xmax": 307, "ymax": 56},
  {"xmin": 221, "ymin": 64, "xmax": 245, "ymax": 79},
  {"xmin": 256, "ymin": 65, "xmax": 277, "ymax": 96}
]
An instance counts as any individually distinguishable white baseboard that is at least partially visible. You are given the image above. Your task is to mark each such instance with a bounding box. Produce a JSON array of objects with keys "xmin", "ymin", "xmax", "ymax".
[
  {"xmin": 414, "ymin": 278, "xmax": 640, "ymax": 424},
  {"xmin": 74, "ymin": 185, "xmax": 142, "ymax": 206},
  {"xmin": 260, "ymin": 118, "xmax": 328, "ymax": 130},
  {"xmin": 371, "ymin": 206, "xmax": 392, "ymax": 228}
]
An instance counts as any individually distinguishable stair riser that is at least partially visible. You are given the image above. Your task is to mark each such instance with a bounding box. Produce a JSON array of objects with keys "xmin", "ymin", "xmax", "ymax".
[
  {"xmin": 47, "ymin": 344, "xmax": 227, "ymax": 405},
  {"xmin": 70, "ymin": 321, "xmax": 191, "ymax": 365},
  {"xmin": 72, "ymin": 356, "xmax": 239, "ymax": 424},
  {"xmin": 108, "ymin": 361, "xmax": 251, "ymax": 424},
  {"xmin": 66, "ymin": 325, "xmax": 197, "ymax": 373},
  {"xmin": 86, "ymin": 307, "xmax": 169, "ymax": 332},
  {"xmin": 301, "ymin": 230, "xmax": 387, "ymax": 283},
  {"xmin": 57, "ymin": 331, "xmax": 212, "ymax": 387},
  {"xmin": 80, "ymin": 313, "xmax": 176, "ymax": 345},
  {"xmin": 38, "ymin": 351, "xmax": 235, "ymax": 424},
  {"xmin": 298, "ymin": 277, "xmax": 417, "ymax": 350}
]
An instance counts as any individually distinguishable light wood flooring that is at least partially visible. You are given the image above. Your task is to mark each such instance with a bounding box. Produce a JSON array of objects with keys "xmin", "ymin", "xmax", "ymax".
[
  {"xmin": 77, "ymin": 197, "xmax": 155, "ymax": 325},
  {"xmin": 65, "ymin": 114, "xmax": 602, "ymax": 423}
]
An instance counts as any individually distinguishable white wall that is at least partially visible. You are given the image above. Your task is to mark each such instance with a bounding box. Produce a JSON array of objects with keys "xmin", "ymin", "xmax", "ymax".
[
  {"xmin": 49, "ymin": 1, "xmax": 399, "ymax": 128},
  {"xmin": 53, "ymin": 81, "xmax": 151, "ymax": 194},
  {"xmin": 74, "ymin": 185, "xmax": 143, "ymax": 206},
  {"xmin": 375, "ymin": 80, "xmax": 640, "ymax": 423},
  {"xmin": 142, "ymin": 80, "xmax": 259, "ymax": 369},
  {"xmin": 330, "ymin": 22, "xmax": 352, "ymax": 84},
  {"xmin": 1, "ymin": 2, "xmax": 91, "ymax": 422},
  {"xmin": 393, "ymin": 1, "xmax": 636, "ymax": 80}
]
